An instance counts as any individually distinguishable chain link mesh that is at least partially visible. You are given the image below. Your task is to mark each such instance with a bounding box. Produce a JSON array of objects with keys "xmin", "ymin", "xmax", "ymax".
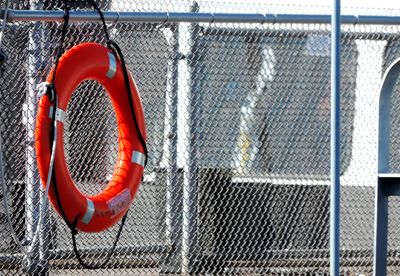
[{"xmin": 0, "ymin": 0, "xmax": 400, "ymax": 275}]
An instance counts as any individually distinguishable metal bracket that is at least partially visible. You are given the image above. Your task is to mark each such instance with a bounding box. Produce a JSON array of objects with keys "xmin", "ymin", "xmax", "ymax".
[{"xmin": 48, "ymin": 106, "xmax": 66, "ymax": 123}]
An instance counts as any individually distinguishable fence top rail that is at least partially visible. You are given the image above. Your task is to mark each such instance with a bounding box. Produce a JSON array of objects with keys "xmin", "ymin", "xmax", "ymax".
[{"xmin": 3, "ymin": 9, "xmax": 400, "ymax": 25}]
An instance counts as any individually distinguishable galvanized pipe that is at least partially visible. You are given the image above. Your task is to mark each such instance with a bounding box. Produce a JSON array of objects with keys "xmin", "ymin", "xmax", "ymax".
[
  {"xmin": 330, "ymin": 0, "xmax": 341, "ymax": 275},
  {"xmin": 182, "ymin": 3, "xmax": 200, "ymax": 274},
  {"xmin": 24, "ymin": 1, "xmax": 46, "ymax": 272},
  {"xmin": 161, "ymin": 25, "xmax": 182, "ymax": 273},
  {"xmin": 3, "ymin": 9, "xmax": 400, "ymax": 25}
]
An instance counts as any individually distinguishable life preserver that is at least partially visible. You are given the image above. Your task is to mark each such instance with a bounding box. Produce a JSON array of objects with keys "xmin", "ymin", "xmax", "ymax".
[{"xmin": 35, "ymin": 42, "xmax": 146, "ymax": 233}]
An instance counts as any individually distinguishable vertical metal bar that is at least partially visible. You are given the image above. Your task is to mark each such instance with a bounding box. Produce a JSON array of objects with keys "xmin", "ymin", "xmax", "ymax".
[
  {"xmin": 330, "ymin": 0, "xmax": 341, "ymax": 275},
  {"xmin": 24, "ymin": 1, "xmax": 48, "ymax": 274},
  {"xmin": 161, "ymin": 24, "xmax": 182, "ymax": 273},
  {"xmin": 166, "ymin": 24, "xmax": 180, "ymax": 249},
  {"xmin": 182, "ymin": 2, "xmax": 200, "ymax": 274},
  {"xmin": 24, "ymin": 20, "xmax": 40, "ymax": 272},
  {"xmin": 374, "ymin": 179, "xmax": 389, "ymax": 276}
]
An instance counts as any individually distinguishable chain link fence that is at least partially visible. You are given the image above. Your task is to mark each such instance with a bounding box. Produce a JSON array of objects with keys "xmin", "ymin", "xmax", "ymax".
[{"xmin": 1, "ymin": 0, "xmax": 400, "ymax": 275}]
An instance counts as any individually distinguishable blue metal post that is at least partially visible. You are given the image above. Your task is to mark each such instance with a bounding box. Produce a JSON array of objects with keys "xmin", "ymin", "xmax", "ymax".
[{"xmin": 330, "ymin": 0, "xmax": 341, "ymax": 275}]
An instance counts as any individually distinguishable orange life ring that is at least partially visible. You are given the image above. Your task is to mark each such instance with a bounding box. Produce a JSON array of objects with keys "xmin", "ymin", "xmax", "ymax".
[{"xmin": 35, "ymin": 42, "xmax": 146, "ymax": 233}]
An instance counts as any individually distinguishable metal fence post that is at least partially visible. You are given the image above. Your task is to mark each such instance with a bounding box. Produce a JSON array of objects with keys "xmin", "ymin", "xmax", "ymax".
[
  {"xmin": 160, "ymin": 24, "xmax": 183, "ymax": 274},
  {"xmin": 330, "ymin": 0, "xmax": 341, "ymax": 275},
  {"xmin": 24, "ymin": 1, "xmax": 49, "ymax": 274},
  {"xmin": 182, "ymin": 2, "xmax": 200, "ymax": 274},
  {"xmin": 39, "ymin": 20, "xmax": 52, "ymax": 273}
]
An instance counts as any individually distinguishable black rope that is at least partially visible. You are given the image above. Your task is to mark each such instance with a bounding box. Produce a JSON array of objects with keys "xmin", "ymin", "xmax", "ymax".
[
  {"xmin": 86, "ymin": 0, "xmax": 148, "ymax": 167},
  {"xmin": 49, "ymin": 2, "xmax": 71, "ymax": 86},
  {"xmin": 107, "ymin": 40, "xmax": 148, "ymax": 167},
  {"xmin": 71, "ymin": 210, "xmax": 129, "ymax": 269},
  {"xmin": 86, "ymin": 0, "xmax": 110, "ymax": 41},
  {"xmin": 48, "ymin": 6, "xmax": 75, "ymax": 229},
  {"xmin": 45, "ymin": 1, "xmax": 145, "ymax": 270}
]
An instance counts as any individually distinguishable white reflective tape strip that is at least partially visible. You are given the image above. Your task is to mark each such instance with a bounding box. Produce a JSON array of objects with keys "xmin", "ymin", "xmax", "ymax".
[
  {"xmin": 131, "ymin": 151, "xmax": 145, "ymax": 167},
  {"xmin": 106, "ymin": 52, "xmax": 117, "ymax": 79},
  {"xmin": 81, "ymin": 199, "xmax": 95, "ymax": 224},
  {"xmin": 48, "ymin": 106, "xmax": 66, "ymax": 123}
]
